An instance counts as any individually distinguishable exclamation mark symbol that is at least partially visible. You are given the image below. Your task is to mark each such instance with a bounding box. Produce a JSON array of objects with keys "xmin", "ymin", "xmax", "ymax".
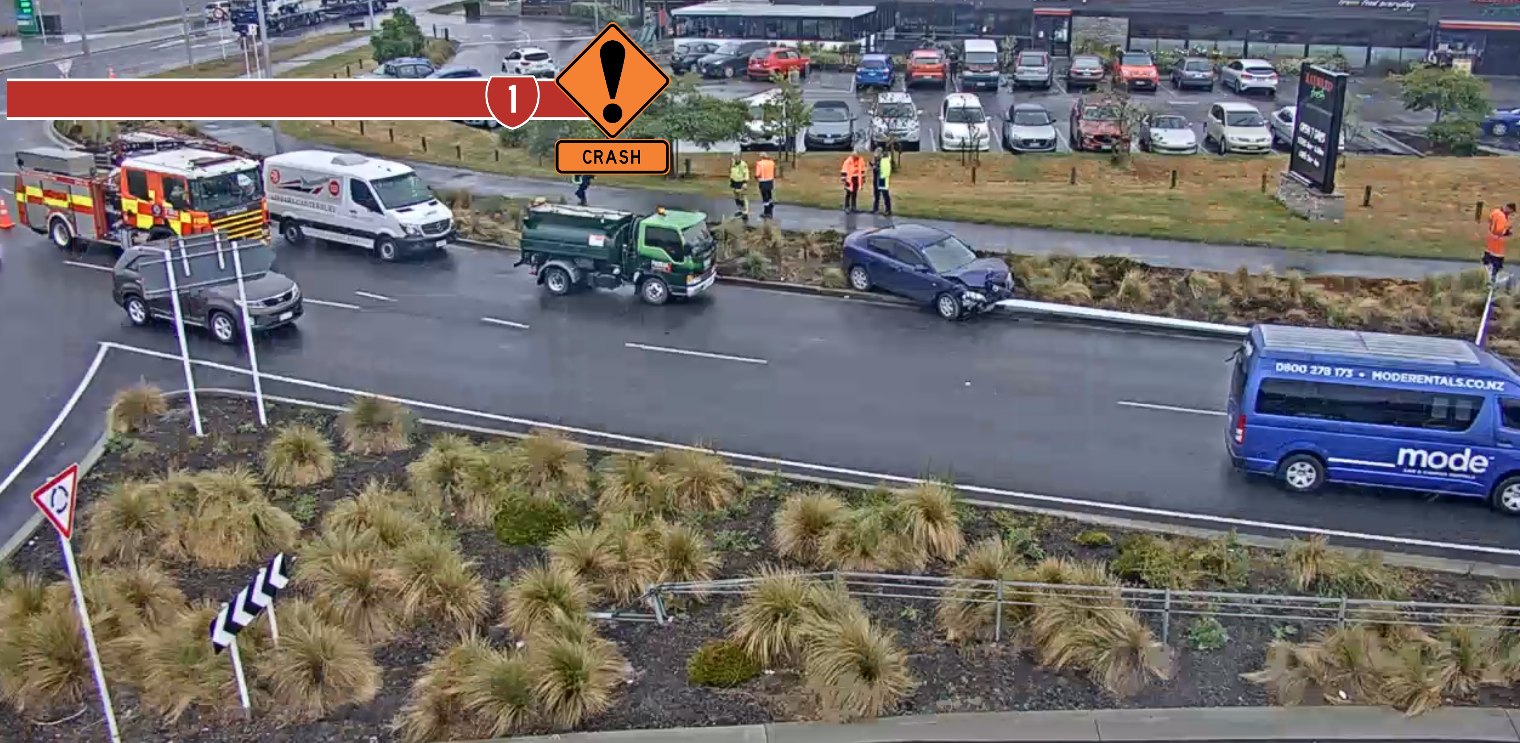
[{"xmin": 600, "ymin": 39, "xmax": 626, "ymax": 124}]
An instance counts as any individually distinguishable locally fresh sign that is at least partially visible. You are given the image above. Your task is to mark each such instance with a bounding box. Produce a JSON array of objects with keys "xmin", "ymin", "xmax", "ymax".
[
  {"xmin": 1287, "ymin": 63, "xmax": 1349, "ymax": 195},
  {"xmin": 1335, "ymin": 0, "xmax": 1418, "ymax": 10}
]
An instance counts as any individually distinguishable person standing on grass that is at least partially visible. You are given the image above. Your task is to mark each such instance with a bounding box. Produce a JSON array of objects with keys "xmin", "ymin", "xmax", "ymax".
[
  {"xmin": 840, "ymin": 150, "xmax": 867, "ymax": 213},
  {"xmin": 1486, "ymin": 202, "xmax": 1516, "ymax": 281},
  {"xmin": 572, "ymin": 174, "xmax": 593, "ymax": 206},
  {"xmin": 728, "ymin": 154, "xmax": 751, "ymax": 222},
  {"xmin": 755, "ymin": 152, "xmax": 777, "ymax": 220},
  {"xmin": 870, "ymin": 147, "xmax": 893, "ymax": 216}
]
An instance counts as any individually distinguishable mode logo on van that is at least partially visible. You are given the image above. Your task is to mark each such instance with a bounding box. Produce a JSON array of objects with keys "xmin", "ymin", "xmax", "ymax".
[{"xmin": 1395, "ymin": 447, "xmax": 1490, "ymax": 474}]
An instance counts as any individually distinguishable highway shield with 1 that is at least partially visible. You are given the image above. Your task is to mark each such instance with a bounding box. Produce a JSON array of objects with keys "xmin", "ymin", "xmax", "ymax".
[
  {"xmin": 31, "ymin": 463, "xmax": 80, "ymax": 540},
  {"xmin": 485, "ymin": 76, "xmax": 542, "ymax": 129}
]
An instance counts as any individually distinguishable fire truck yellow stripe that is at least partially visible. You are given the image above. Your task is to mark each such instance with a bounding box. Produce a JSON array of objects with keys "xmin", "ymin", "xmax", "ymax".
[
  {"xmin": 24, "ymin": 186, "xmax": 42, "ymax": 199},
  {"xmin": 43, "ymin": 197, "xmax": 68, "ymax": 208},
  {"xmin": 134, "ymin": 214, "xmax": 154, "ymax": 229},
  {"xmin": 70, "ymin": 194, "xmax": 94, "ymax": 208}
]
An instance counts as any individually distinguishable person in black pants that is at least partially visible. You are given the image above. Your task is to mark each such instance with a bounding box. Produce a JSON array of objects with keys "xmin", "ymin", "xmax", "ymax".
[{"xmin": 573, "ymin": 174, "xmax": 593, "ymax": 206}]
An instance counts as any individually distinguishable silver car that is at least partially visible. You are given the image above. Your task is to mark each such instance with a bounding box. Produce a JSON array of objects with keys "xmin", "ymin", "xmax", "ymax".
[
  {"xmin": 1220, "ymin": 59, "xmax": 1279, "ymax": 97},
  {"xmin": 1011, "ymin": 50, "xmax": 1053, "ymax": 90},
  {"xmin": 1139, "ymin": 113, "xmax": 1198, "ymax": 155},
  {"xmin": 1001, "ymin": 103, "xmax": 1057, "ymax": 153}
]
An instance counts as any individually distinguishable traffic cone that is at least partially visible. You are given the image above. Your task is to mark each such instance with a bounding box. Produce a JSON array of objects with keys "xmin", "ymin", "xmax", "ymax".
[{"xmin": 0, "ymin": 200, "xmax": 15, "ymax": 230}]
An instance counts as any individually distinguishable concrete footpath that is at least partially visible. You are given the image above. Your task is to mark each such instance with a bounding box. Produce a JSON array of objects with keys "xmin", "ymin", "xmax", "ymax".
[{"xmin": 476, "ymin": 706, "xmax": 1520, "ymax": 743}]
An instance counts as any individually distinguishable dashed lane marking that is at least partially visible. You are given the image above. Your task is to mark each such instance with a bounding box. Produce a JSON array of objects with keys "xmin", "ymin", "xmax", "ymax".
[
  {"xmin": 481, "ymin": 317, "xmax": 530, "ymax": 330},
  {"xmin": 304, "ymin": 298, "xmax": 362, "ymax": 310},
  {"xmin": 353, "ymin": 290, "xmax": 395, "ymax": 302},
  {"xmin": 625, "ymin": 342, "xmax": 768, "ymax": 366},
  {"xmin": 1117, "ymin": 400, "xmax": 1228, "ymax": 417}
]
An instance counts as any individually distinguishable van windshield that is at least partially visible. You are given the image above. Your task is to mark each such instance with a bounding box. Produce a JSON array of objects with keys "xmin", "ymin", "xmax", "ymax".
[
  {"xmin": 189, "ymin": 167, "xmax": 262, "ymax": 213},
  {"xmin": 370, "ymin": 172, "xmax": 433, "ymax": 209},
  {"xmin": 963, "ymin": 52, "xmax": 998, "ymax": 66}
]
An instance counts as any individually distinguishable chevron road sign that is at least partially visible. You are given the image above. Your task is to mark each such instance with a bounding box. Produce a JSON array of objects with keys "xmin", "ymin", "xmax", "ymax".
[{"xmin": 211, "ymin": 553, "xmax": 290, "ymax": 653}]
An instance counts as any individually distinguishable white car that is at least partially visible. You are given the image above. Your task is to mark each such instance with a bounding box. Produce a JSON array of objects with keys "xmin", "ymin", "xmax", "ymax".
[
  {"xmin": 1270, "ymin": 106, "xmax": 1347, "ymax": 151},
  {"xmin": 938, "ymin": 93, "xmax": 991, "ymax": 152},
  {"xmin": 502, "ymin": 47, "xmax": 557, "ymax": 78},
  {"xmin": 740, "ymin": 89, "xmax": 789, "ymax": 151},
  {"xmin": 1139, "ymin": 113, "xmax": 1197, "ymax": 155},
  {"xmin": 1220, "ymin": 59, "xmax": 1279, "ymax": 97},
  {"xmin": 1205, "ymin": 102, "xmax": 1272, "ymax": 155}
]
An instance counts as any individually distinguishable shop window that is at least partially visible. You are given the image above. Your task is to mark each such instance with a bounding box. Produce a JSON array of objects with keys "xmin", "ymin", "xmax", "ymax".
[
  {"xmin": 1130, "ymin": 38, "xmax": 1159, "ymax": 52},
  {"xmin": 778, "ymin": 19, "xmax": 799, "ymax": 38},
  {"xmin": 800, "ymin": 18, "xmax": 819, "ymax": 38},
  {"xmin": 817, "ymin": 19, "xmax": 838, "ymax": 40}
]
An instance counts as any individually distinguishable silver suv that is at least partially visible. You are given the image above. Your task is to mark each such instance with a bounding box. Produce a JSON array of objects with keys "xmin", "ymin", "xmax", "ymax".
[
  {"xmin": 1011, "ymin": 51, "xmax": 1053, "ymax": 89},
  {"xmin": 113, "ymin": 246, "xmax": 303, "ymax": 344},
  {"xmin": 869, "ymin": 92, "xmax": 922, "ymax": 151}
]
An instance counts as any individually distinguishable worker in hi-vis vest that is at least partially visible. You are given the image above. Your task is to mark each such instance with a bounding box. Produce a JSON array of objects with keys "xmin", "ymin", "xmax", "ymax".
[
  {"xmin": 840, "ymin": 151, "xmax": 867, "ymax": 213},
  {"xmin": 1485, "ymin": 202, "xmax": 1516, "ymax": 281},
  {"xmin": 728, "ymin": 154, "xmax": 751, "ymax": 222},
  {"xmin": 755, "ymin": 152, "xmax": 777, "ymax": 220},
  {"xmin": 871, "ymin": 148, "xmax": 893, "ymax": 216}
]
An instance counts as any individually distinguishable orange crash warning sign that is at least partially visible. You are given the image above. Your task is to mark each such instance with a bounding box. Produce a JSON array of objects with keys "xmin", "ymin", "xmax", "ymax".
[
  {"xmin": 555, "ymin": 22, "xmax": 670, "ymax": 139},
  {"xmin": 555, "ymin": 139, "xmax": 670, "ymax": 175}
]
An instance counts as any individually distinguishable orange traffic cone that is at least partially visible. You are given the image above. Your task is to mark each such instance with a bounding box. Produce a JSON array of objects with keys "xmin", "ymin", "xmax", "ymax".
[{"xmin": 0, "ymin": 200, "xmax": 15, "ymax": 230}]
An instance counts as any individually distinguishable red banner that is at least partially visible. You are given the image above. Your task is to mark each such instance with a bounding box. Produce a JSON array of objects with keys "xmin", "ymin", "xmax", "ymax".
[{"xmin": 3, "ymin": 78, "xmax": 588, "ymax": 125}]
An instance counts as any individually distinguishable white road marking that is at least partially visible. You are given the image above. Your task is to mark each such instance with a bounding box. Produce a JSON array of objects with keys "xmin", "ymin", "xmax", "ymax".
[
  {"xmin": 91, "ymin": 339, "xmax": 1520, "ymax": 560},
  {"xmin": 353, "ymin": 290, "xmax": 394, "ymax": 302},
  {"xmin": 62, "ymin": 260, "xmax": 112, "ymax": 272},
  {"xmin": 1116, "ymin": 400, "xmax": 1228, "ymax": 417},
  {"xmin": 304, "ymin": 298, "xmax": 362, "ymax": 310},
  {"xmin": 481, "ymin": 316, "xmax": 529, "ymax": 330},
  {"xmin": 625, "ymin": 342, "xmax": 768, "ymax": 365},
  {"xmin": 0, "ymin": 344, "xmax": 108, "ymax": 521}
]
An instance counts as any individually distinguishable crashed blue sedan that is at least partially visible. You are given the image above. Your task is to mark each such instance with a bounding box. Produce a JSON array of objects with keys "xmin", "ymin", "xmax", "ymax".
[
  {"xmin": 842, "ymin": 224, "xmax": 1014, "ymax": 320},
  {"xmin": 1484, "ymin": 107, "xmax": 1520, "ymax": 138}
]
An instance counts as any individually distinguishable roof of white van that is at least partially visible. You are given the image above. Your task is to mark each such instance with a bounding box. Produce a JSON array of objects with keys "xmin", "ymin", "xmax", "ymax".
[
  {"xmin": 264, "ymin": 150, "xmax": 415, "ymax": 181},
  {"xmin": 963, "ymin": 39, "xmax": 998, "ymax": 49}
]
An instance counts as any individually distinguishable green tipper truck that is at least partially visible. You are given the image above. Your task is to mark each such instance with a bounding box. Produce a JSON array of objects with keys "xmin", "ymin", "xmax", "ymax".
[{"xmin": 516, "ymin": 201, "xmax": 717, "ymax": 305}]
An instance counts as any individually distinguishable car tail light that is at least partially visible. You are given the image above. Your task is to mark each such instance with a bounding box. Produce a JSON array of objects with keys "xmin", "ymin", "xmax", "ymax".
[{"xmin": 1233, "ymin": 414, "xmax": 1247, "ymax": 445}]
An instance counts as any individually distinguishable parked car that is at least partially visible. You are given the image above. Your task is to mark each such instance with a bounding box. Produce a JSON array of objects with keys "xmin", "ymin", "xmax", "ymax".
[
  {"xmin": 431, "ymin": 66, "xmax": 497, "ymax": 128},
  {"xmin": 1011, "ymin": 50, "xmax": 1053, "ymax": 89},
  {"xmin": 1483, "ymin": 107, "xmax": 1520, "ymax": 137},
  {"xmin": 905, "ymin": 47, "xmax": 948, "ymax": 88},
  {"xmin": 1170, "ymin": 57, "xmax": 1216, "ymax": 90},
  {"xmin": 1206, "ymin": 101, "xmax": 1272, "ymax": 155},
  {"xmin": 957, "ymin": 38, "xmax": 1002, "ymax": 91},
  {"xmin": 938, "ymin": 93, "xmax": 991, "ymax": 152},
  {"xmin": 1114, "ymin": 50, "xmax": 1159, "ymax": 91},
  {"xmin": 1066, "ymin": 54, "xmax": 1105, "ymax": 87},
  {"xmin": 501, "ymin": 47, "xmax": 557, "ymax": 78},
  {"xmin": 115, "ymin": 246, "xmax": 303, "ymax": 344},
  {"xmin": 698, "ymin": 40, "xmax": 769, "ymax": 79},
  {"xmin": 842, "ymin": 224, "xmax": 1014, "ymax": 321},
  {"xmin": 805, "ymin": 100, "xmax": 856, "ymax": 151},
  {"xmin": 854, "ymin": 53, "xmax": 895, "ymax": 90},
  {"xmin": 670, "ymin": 41, "xmax": 718, "ymax": 75},
  {"xmin": 870, "ymin": 91, "xmax": 923, "ymax": 151},
  {"xmin": 740, "ymin": 89, "xmax": 791, "ymax": 150},
  {"xmin": 1070, "ymin": 95, "xmax": 1126, "ymax": 152},
  {"xmin": 748, "ymin": 46, "xmax": 810, "ymax": 81},
  {"xmin": 373, "ymin": 56, "xmax": 435, "ymax": 78},
  {"xmin": 1220, "ymin": 59, "xmax": 1279, "ymax": 97},
  {"xmin": 1001, "ymin": 103, "xmax": 1057, "ymax": 153},
  {"xmin": 1139, "ymin": 113, "xmax": 1198, "ymax": 154},
  {"xmin": 1268, "ymin": 106, "xmax": 1348, "ymax": 150}
]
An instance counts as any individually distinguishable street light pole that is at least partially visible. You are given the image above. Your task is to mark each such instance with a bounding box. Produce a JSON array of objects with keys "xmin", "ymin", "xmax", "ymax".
[
  {"xmin": 251, "ymin": 0, "xmax": 284, "ymax": 153},
  {"xmin": 367, "ymin": 0, "xmax": 376, "ymax": 30},
  {"xmin": 176, "ymin": 0, "xmax": 197, "ymax": 68}
]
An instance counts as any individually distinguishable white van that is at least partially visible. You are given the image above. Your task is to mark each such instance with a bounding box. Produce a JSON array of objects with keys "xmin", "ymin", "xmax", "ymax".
[
  {"xmin": 263, "ymin": 151, "xmax": 455, "ymax": 261},
  {"xmin": 958, "ymin": 38, "xmax": 1001, "ymax": 91},
  {"xmin": 740, "ymin": 89, "xmax": 789, "ymax": 151}
]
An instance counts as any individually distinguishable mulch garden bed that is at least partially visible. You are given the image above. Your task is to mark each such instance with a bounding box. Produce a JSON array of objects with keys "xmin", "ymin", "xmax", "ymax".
[{"xmin": 2, "ymin": 394, "xmax": 1516, "ymax": 743}]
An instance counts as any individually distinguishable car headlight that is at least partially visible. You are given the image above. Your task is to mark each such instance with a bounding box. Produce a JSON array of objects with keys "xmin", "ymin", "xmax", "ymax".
[{"xmin": 403, "ymin": 224, "xmax": 423, "ymax": 237}]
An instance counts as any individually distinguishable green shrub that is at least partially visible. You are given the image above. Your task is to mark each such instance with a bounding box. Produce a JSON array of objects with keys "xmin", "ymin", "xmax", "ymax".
[
  {"xmin": 1004, "ymin": 526, "xmax": 1045, "ymax": 561},
  {"xmin": 1187, "ymin": 616, "xmax": 1229, "ymax": 651},
  {"xmin": 1074, "ymin": 530, "xmax": 1114, "ymax": 548},
  {"xmin": 1112, "ymin": 535, "xmax": 1201, "ymax": 590},
  {"xmin": 687, "ymin": 639, "xmax": 761, "ymax": 687},
  {"xmin": 493, "ymin": 496, "xmax": 575, "ymax": 547}
]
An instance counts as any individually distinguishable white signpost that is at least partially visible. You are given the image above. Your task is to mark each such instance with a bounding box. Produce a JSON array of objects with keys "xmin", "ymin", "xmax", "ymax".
[
  {"xmin": 210, "ymin": 553, "xmax": 292, "ymax": 717},
  {"xmin": 31, "ymin": 464, "xmax": 122, "ymax": 743}
]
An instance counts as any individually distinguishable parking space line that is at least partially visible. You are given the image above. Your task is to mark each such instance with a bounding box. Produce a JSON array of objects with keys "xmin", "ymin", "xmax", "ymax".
[
  {"xmin": 62, "ymin": 260, "xmax": 112, "ymax": 272},
  {"xmin": 1117, "ymin": 400, "xmax": 1227, "ymax": 417},
  {"xmin": 353, "ymin": 290, "xmax": 394, "ymax": 302},
  {"xmin": 481, "ymin": 316, "xmax": 530, "ymax": 330},
  {"xmin": 626, "ymin": 342, "xmax": 768, "ymax": 366},
  {"xmin": 304, "ymin": 298, "xmax": 362, "ymax": 310}
]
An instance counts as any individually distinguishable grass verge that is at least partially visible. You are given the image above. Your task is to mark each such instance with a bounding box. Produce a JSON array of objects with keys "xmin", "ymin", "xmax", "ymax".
[{"xmin": 148, "ymin": 31, "xmax": 366, "ymax": 79}]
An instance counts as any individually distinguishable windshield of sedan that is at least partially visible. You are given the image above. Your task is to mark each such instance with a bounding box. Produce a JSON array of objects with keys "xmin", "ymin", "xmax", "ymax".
[
  {"xmin": 1082, "ymin": 105, "xmax": 1120, "ymax": 121},
  {"xmin": 878, "ymin": 102, "xmax": 916, "ymax": 119},
  {"xmin": 370, "ymin": 172, "xmax": 434, "ymax": 209},
  {"xmin": 1121, "ymin": 53, "xmax": 1152, "ymax": 66},
  {"xmin": 1225, "ymin": 110, "xmax": 1267, "ymax": 127},
  {"xmin": 945, "ymin": 106, "xmax": 985, "ymax": 124},
  {"xmin": 189, "ymin": 168, "xmax": 262, "ymax": 213},
  {"xmin": 1150, "ymin": 115, "xmax": 1187, "ymax": 129},
  {"xmin": 1012, "ymin": 110, "xmax": 1051, "ymax": 126},
  {"xmin": 921, "ymin": 236, "xmax": 977, "ymax": 274},
  {"xmin": 813, "ymin": 105, "xmax": 851, "ymax": 122}
]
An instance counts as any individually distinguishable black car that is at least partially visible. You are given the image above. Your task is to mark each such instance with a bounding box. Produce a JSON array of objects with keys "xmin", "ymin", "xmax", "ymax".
[
  {"xmin": 114, "ymin": 245, "xmax": 303, "ymax": 344},
  {"xmin": 671, "ymin": 41, "xmax": 718, "ymax": 75},
  {"xmin": 804, "ymin": 99, "xmax": 856, "ymax": 151},
  {"xmin": 696, "ymin": 40, "xmax": 769, "ymax": 79}
]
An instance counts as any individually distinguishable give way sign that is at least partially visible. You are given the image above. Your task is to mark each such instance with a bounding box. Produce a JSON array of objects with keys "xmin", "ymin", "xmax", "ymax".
[{"xmin": 32, "ymin": 464, "xmax": 79, "ymax": 541}]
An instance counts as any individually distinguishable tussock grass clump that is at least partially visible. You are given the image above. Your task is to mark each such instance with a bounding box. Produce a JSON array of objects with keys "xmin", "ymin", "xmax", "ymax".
[
  {"xmin": 1285, "ymin": 536, "xmax": 1408, "ymax": 600},
  {"xmin": 108, "ymin": 383, "xmax": 167, "ymax": 435},
  {"xmin": 257, "ymin": 613, "xmax": 381, "ymax": 722},
  {"xmin": 528, "ymin": 631, "xmax": 627, "ymax": 729},
  {"xmin": 896, "ymin": 481, "xmax": 964, "ymax": 562},
  {"xmin": 773, "ymin": 489, "xmax": 846, "ymax": 565},
  {"xmin": 130, "ymin": 601, "xmax": 240, "ymax": 723},
  {"xmin": 394, "ymin": 533, "xmax": 490, "ymax": 632},
  {"xmin": 0, "ymin": 592, "xmax": 90, "ymax": 714},
  {"xmin": 801, "ymin": 612, "xmax": 914, "ymax": 720},
  {"xmin": 601, "ymin": 521, "xmax": 662, "ymax": 604},
  {"xmin": 407, "ymin": 434, "xmax": 486, "ymax": 522},
  {"xmin": 263, "ymin": 423, "xmax": 336, "ymax": 487},
  {"xmin": 1040, "ymin": 608, "xmax": 1173, "ymax": 697},
  {"xmin": 729, "ymin": 567, "xmax": 811, "ymax": 665},
  {"xmin": 393, "ymin": 635, "xmax": 495, "ymax": 743},
  {"xmin": 820, "ymin": 503, "xmax": 925, "ymax": 573},
  {"xmin": 507, "ymin": 430, "xmax": 591, "ymax": 501},
  {"xmin": 339, "ymin": 394, "xmax": 412, "ymax": 454},
  {"xmin": 653, "ymin": 521, "xmax": 721, "ymax": 586},
  {"xmin": 459, "ymin": 647, "xmax": 537, "ymax": 737},
  {"xmin": 936, "ymin": 537, "xmax": 1026, "ymax": 643},
  {"xmin": 660, "ymin": 448, "xmax": 742, "ymax": 512},
  {"xmin": 596, "ymin": 452, "xmax": 671, "ymax": 517},
  {"xmin": 81, "ymin": 478, "xmax": 183, "ymax": 564},
  {"xmin": 100, "ymin": 563, "xmax": 185, "ymax": 635},
  {"xmin": 688, "ymin": 639, "xmax": 762, "ymax": 688},
  {"xmin": 546, "ymin": 525, "xmax": 617, "ymax": 595},
  {"xmin": 323, "ymin": 479, "xmax": 431, "ymax": 550},
  {"xmin": 501, "ymin": 563, "xmax": 591, "ymax": 639},
  {"xmin": 297, "ymin": 530, "xmax": 405, "ymax": 644},
  {"xmin": 182, "ymin": 467, "xmax": 300, "ymax": 568}
]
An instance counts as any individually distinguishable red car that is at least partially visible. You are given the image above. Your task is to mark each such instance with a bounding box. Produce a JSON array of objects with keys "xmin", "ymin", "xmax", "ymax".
[
  {"xmin": 747, "ymin": 47, "xmax": 810, "ymax": 81},
  {"xmin": 1113, "ymin": 50, "xmax": 1160, "ymax": 91},
  {"xmin": 905, "ymin": 48, "xmax": 947, "ymax": 88},
  {"xmin": 1070, "ymin": 96, "xmax": 1126, "ymax": 152}
]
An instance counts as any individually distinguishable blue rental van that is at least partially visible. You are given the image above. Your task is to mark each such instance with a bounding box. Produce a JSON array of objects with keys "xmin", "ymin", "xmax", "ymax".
[{"xmin": 1226, "ymin": 324, "xmax": 1520, "ymax": 513}]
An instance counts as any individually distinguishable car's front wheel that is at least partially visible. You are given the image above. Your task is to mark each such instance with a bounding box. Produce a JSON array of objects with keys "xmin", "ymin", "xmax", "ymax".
[
  {"xmin": 847, "ymin": 264, "xmax": 872, "ymax": 292},
  {"xmin": 1492, "ymin": 122, "xmax": 1511, "ymax": 137},
  {"xmin": 935, "ymin": 292, "xmax": 963, "ymax": 321},
  {"xmin": 123, "ymin": 295, "xmax": 150, "ymax": 327},
  {"xmin": 1492, "ymin": 476, "xmax": 1520, "ymax": 515},
  {"xmin": 723, "ymin": 66, "xmax": 734, "ymax": 79},
  {"xmin": 209, "ymin": 310, "xmax": 239, "ymax": 345},
  {"xmin": 1276, "ymin": 453, "xmax": 1325, "ymax": 493}
]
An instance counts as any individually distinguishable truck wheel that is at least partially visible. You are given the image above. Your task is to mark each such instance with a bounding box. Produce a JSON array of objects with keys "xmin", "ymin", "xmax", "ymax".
[
  {"xmin": 48, "ymin": 217, "xmax": 74, "ymax": 250},
  {"xmin": 123, "ymin": 295, "xmax": 150, "ymax": 327},
  {"xmin": 280, "ymin": 219, "xmax": 306, "ymax": 246},
  {"xmin": 543, "ymin": 265, "xmax": 573, "ymax": 296},
  {"xmin": 376, "ymin": 237, "xmax": 399, "ymax": 262},
  {"xmin": 209, "ymin": 311, "xmax": 239, "ymax": 345},
  {"xmin": 639, "ymin": 277, "xmax": 670, "ymax": 305}
]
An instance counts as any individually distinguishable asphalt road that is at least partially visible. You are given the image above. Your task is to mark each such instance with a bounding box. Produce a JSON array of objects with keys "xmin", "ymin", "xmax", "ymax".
[{"xmin": 5, "ymin": 221, "xmax": 1520, "ymax": 564}]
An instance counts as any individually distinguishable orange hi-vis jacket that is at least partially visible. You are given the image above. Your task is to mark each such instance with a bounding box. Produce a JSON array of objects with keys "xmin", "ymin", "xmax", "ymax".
[
  {"xmin": 1489, "ymin": 208, "xmax": 1512, "ymax": 258},
  {"xmin": 841, "ymin": 155, "xmax": 866, "ymax": 185},
  {"xmin": 755, "ymin": 158, "xmax": 776, "ymax": 182}
]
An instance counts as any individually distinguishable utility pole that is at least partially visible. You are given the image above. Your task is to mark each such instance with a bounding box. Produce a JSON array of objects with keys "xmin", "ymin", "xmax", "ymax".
[
  {"xmin": 252, "ymin": 0, "xmax": 284, "ymax": 154},
  {"xmin": 367, "ymin": 0, "xmax": 376, "ymax": 30},
  {"xmin": 72, "ymin": 0, "xmax": 90, "ymax": 68},
  {"xmin": 176, "ymin": 0, "xmax": 197, "ymax": 68}
]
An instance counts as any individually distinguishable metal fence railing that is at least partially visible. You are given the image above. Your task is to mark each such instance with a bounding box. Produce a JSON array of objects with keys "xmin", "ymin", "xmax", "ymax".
[{"xmin": 622, "ymin": 571, "xmax": 1520, "ymax": 644}]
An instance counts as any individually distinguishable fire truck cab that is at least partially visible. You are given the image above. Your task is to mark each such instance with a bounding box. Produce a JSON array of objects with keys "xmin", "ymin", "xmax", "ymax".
[{"xmin": 15, "ymin": 146, "xmax": 268, "ymax": 250}]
